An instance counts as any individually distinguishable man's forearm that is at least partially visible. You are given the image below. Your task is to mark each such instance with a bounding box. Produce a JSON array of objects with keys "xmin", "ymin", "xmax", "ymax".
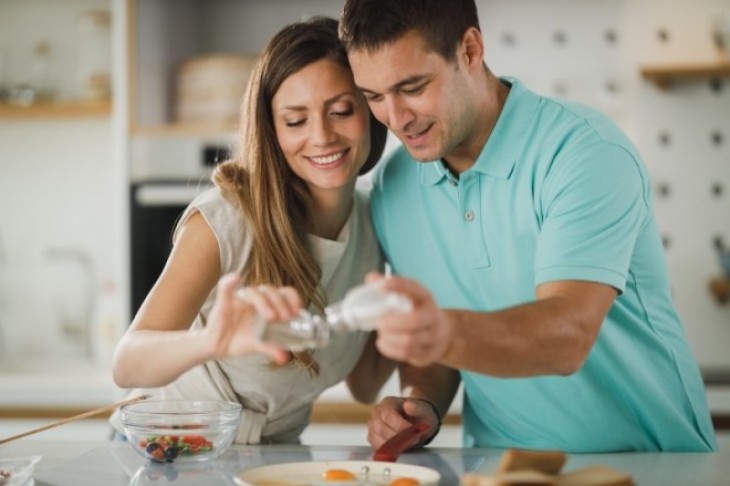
[
  {"xmin": 439, "ymin": 281, "xmax": 615, "ymax": 377},
  {"xmin": 399, "ymin": 362, "xmax": 461, "ymax": 419}
]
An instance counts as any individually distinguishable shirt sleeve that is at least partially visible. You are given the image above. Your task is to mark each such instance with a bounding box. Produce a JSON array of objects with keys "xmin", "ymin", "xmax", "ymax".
[{"xmin": 534, "ymin": 141, "xmax": 650, "ymax": 293}]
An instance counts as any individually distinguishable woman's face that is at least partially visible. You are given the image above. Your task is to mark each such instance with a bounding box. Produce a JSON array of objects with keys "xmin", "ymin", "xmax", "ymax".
[{"xmin": 272, "ymin": 59, "xmax": 371, "ymax": 201}]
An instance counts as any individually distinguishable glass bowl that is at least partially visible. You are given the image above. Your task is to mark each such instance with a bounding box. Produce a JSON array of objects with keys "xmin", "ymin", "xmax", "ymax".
[
  {"xmin": 119, "ymin": 400, "xmax": 241, "ymax": 463},
  {"xmin": 0, "ymin": 455, "xmax": 42, "ymax": 486}
]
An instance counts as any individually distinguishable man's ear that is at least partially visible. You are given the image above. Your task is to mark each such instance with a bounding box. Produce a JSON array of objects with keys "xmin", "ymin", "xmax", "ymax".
[{"xmin": 460, "ymin": 26, "xmax": 485, "ymax": 70}]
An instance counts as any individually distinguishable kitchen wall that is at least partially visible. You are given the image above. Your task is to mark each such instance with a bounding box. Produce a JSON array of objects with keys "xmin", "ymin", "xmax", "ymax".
[
  {"xmin": 477, "ymin": 0, "xmax": 730, "ymax": 368},
  {"xmin": 0, "ymin": 0, "xmax": 728, "ymax": 441},
  {"xmin": 0, "ymin": 119, "xmax": 117, "ymax": 358},
  {"xmin": 0, "ymin": 0, "xmax": 124, "ymax": 365}
]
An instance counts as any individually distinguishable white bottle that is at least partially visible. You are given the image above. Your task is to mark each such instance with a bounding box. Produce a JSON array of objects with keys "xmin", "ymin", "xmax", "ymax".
[
  {"xmin": 254, "ymin": 281, "xmax": 412, "ymax": 351},
  {"xmin": 90, "ymin": 280, "xmax": 121, "ymax": 366}
]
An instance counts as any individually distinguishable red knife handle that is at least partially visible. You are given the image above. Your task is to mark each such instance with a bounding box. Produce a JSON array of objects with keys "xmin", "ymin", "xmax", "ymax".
[{"xmin": 373, "ymin": 422, "xmax": 433, "ymax": 462}]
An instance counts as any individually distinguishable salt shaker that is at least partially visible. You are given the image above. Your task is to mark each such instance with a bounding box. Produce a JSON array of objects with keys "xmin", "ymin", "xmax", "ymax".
[{"xmin": 252, "ymin": 282, "xmax": 413, "ymax": 351}]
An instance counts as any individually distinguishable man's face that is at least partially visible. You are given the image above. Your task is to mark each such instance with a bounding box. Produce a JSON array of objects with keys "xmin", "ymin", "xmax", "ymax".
[{"xmin": 348, "ymin": 30, "xmax": 477, "ymax": 168}]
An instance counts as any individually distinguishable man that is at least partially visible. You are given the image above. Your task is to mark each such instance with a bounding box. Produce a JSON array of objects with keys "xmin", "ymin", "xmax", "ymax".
[{"xmin": 339, "ymin": 0, "xmax": 716, "ymax": 452}]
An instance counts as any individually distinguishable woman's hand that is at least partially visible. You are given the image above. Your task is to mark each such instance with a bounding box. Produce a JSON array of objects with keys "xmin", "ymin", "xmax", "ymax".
[{"xmin": 204, "ymin": 273, "xmax": 298, "ymax": 364}]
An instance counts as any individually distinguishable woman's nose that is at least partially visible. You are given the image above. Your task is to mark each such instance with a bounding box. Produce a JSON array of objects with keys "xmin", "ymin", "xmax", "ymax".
[{"xmin": 311, "ymin": 117, "xmax": 336, "ymax": 145}]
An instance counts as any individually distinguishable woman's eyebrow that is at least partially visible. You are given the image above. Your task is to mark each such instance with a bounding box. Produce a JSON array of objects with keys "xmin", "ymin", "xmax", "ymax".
[{"xmin": 277, "ymin": 92, "xmax": 356, "ymax": 112}]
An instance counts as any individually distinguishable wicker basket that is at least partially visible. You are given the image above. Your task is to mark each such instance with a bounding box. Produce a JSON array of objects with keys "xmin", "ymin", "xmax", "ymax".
[{"xmin": 174, "ymin": 54, "xmax": 258, "ymax": 124}]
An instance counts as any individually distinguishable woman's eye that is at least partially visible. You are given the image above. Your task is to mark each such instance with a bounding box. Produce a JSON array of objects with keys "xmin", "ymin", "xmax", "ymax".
[
  {"xmin": 330, "ymin": 107, "xmax": 354, "ymax": 118},
  {"xmin": 285, "ymin": 119, "xmax": 306, "ymax": 127}
]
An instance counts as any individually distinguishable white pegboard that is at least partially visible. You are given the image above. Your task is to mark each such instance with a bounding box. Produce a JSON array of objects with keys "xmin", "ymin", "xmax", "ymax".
[{"xmin": 477, "ymin": 0, "xmax": 730, "ymax": 367}]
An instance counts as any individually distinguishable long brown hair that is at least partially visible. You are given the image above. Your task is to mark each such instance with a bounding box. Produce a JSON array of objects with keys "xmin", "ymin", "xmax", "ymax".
[{"xmin": 213, "ymin": 17, "xmax": 387, "ymax": 373}]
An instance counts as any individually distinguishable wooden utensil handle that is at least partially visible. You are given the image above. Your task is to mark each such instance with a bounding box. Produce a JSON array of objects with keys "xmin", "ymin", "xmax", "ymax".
[{"xmin": 0, "ymin": 394, "xmax": 149, "ymax": 445}]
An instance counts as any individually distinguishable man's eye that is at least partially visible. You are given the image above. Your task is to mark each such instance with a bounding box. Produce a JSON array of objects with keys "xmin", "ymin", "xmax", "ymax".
[
  {"xmin": 403, "ymin": 84, "xmax": 426, "ymax": 95},
  {"xmin": 364, "ymin": 93, "xmax": 383, "ymax": 103}
]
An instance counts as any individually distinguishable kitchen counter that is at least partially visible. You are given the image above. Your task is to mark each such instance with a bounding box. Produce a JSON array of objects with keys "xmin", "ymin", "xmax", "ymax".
[
  {"xmin": 1, "ymin": 436, "xmax": 729, "ymax": 485},
  {"xmin": 0, "ymin": 358, "xmax": 119, "ymax": 409}
]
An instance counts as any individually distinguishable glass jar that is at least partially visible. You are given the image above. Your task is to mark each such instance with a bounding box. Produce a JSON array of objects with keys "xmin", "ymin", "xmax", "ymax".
[{"xmin": 76, "ymin": 9, "xmax": 112, "ymax": 101}]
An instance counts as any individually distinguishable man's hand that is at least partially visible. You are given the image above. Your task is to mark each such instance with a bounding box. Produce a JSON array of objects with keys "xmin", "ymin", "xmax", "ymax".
[
  {"xmin": 367, "ymin": 396, "xmax": 440, "ymax": 450},
  {"xmin": 367, "ymin": 274, "xmax": 452, "ymax": 367}
]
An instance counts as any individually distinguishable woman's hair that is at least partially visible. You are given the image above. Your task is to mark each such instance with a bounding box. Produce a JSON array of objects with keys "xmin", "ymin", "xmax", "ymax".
[
  {"xmin": 339, "ymin": 0, "xmax": 480, "ymax": 61},
  {"xmin": 213, "ymin": 16, "xmax": 387, "ymax": 373}
]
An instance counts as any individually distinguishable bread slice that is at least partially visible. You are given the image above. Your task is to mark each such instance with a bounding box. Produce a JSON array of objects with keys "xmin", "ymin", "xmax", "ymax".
[
  {"xmin": 557, "ymin": 465, "xmax": 634, "ymax": 486},
  {"xmin": 463, "ymin": 470, "xmax": 557, "ymax": 486},
  {"xmin": 498, "ymin": 449, "xmax": 567, "ymax": 475}
]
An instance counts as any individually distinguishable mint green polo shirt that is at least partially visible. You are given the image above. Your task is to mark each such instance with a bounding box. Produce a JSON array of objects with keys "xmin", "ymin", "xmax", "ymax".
[{"xmin": 370, "ymin": 78, "xmax": 716, "ymax": 452}]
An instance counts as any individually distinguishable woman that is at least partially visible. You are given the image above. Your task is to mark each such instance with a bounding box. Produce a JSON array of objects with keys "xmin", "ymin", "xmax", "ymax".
[{"xmin": 111, "ymin": 16, "xmax": 390, "ymax": 444}]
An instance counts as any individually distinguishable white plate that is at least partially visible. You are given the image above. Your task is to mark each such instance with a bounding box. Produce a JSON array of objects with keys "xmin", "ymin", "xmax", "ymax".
[{"xmin": 235, "ymin": 460, "xmax": 440, "ymax": 485}]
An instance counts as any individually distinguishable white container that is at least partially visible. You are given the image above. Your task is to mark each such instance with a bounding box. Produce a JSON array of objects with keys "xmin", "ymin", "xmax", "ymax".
[{"xmin": 90, "ymin": 279, "xmax": 121, "ymax": 367}]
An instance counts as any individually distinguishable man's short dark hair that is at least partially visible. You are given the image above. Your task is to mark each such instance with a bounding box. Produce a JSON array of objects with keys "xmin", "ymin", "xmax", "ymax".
[{"xmin": 339, "ymin": 0, "xmax": 480, "ymax": 60}]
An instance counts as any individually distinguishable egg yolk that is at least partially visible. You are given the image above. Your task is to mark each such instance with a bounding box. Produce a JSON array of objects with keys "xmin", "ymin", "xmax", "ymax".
[
  {"xmin": 390, "ymin": 478, "xmax": 421, "ymax": 486},
  {"xmin": 322, "ymin": 469, "xmax": 358, "ymax": 481}
]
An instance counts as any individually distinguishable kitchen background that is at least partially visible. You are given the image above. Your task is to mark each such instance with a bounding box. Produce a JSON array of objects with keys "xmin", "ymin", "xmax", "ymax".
[{"xmin": 0, "ymin": 0, "xmax": 729, "ymax": 446}]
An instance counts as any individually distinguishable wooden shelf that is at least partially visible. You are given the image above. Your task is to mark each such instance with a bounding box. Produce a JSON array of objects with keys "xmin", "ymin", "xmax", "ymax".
[
  {"xmin": 0, "ymin": 100, "xmax": 112, "ymax": 119},
  {"xmin": 640, "ymin": 60, "xmax": 730, "ymax": 90},
  {"xmin": 311, "ymin": 402, "xmax": 461, "ymax": 425},
  {"xmin": 131, "ymin": 122, "xmax": 237, "ymax": 137},
  {"xmin": 0, "ymin": 401, "xmax": 462, "ymax": 425}
]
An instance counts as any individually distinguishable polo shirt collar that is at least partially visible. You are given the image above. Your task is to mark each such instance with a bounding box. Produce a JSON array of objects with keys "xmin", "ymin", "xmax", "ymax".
[{"xmin": 419, "ymin": 77, "xmax": 540, "ymax": 185}]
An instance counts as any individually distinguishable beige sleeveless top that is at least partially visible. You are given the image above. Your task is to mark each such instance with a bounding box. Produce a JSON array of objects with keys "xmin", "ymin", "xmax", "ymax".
[{"xmin": 112, "ymin": 188, "xmax": 384, "ymax": 444}]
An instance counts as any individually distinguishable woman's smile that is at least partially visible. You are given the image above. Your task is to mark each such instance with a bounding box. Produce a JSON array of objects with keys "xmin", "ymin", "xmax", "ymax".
[{"xmin": 307, "ymin": 149, "xmax": 349, "ymax": 166}]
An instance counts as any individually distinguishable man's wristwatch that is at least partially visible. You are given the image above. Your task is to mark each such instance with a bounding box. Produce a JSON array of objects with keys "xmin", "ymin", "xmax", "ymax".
[{"xmin": 410, "ymin": 397, "xmax": 442, "ymax": 446}]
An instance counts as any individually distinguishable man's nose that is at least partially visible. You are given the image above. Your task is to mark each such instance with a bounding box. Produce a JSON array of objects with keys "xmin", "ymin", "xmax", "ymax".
[{"xmin": 383, "ymin": 96, "xmax": 414, "ymax": 132}]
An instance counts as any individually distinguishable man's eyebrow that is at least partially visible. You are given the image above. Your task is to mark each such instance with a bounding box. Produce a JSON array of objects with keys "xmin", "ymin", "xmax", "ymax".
[{"xmin": 359, "ymin": 75, "xmax": 428, "ymax": 94}]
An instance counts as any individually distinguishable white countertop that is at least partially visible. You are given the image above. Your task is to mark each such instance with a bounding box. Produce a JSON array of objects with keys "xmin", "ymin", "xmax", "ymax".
[
  {"xmin": 0, "ymin": 359, "xmax": 120, "ymax": 408},
  {"xmin": 2, "ymin": 437, "xmax": 730, "ymax": 486}
]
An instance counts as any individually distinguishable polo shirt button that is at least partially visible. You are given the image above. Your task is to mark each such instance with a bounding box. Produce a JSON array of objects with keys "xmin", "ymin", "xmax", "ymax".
[{"xmin": 464, "ymin": 210, "xmax": 475, "ymax": 221}]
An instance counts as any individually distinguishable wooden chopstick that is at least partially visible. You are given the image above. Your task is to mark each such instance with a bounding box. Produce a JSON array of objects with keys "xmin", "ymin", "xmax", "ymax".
[{"xmin": 0, "ymin": 394, "xmax": 150, "ymax": 445}]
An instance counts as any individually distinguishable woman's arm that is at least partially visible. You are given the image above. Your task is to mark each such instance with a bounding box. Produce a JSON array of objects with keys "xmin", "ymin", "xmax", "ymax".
[
  {"xmin": 112, "ymin": 212, "xmax": 289, "ymax": 388},
  {"xmin": 113, "ymin": 212, "xmax": 221, "ymax": 388},
  {"xmin": 345, "ymin": 331, "xmax": 396, "ymax": 404}
]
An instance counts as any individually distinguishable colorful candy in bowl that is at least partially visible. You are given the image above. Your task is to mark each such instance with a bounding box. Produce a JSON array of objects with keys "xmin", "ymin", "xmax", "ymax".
[{"xmin": 119, "ymin": 400, "xmax": 241, "ymax": 463}]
